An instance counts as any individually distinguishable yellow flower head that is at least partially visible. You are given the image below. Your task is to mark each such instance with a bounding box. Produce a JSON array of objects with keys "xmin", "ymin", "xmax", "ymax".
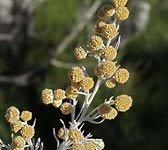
[
  {"xmin": 85, "ymin": 141, "xmax": 96, "ymax": 150},
  {"xmin": 114, "ymin": 68, "xmax": 129, "ymax": 84},
  {"xmin": 20, "ymin": 125, "xmax": 35, "ymax": 139},
  {"xmin": 41, "ymin": 89, "xmax": 54, "ymax": 105},
  {"xmin": 12, "ymin": 136, "xmax": 25, "ymax": 149},
  {"xmin": 101, "ymin": 23, "xmax": 117, "ymax": 39},
  {"xmin": 69, "ymin": 128, "xmax": 82, "ymax": 142},
  {"xmin": 116, "ymin": 6, "xmax": 129, "ymax": 20},
  {"xmin": 113, "ymin": 0, "xmax": 128, "ymax": 8},
  {"xmin": 95, "ymin": 21, "xmax": 106, "ymax": 34},
  {"xmin": 97, "ymin": 4, "xmax": 115, "ymax": 20},
  {"xmin": 10, "ymin": 120, "xmax": 23, "ymax": 133},
  {"xmin": 54, "ymin": 89, "xmax": 65, "ymax": 101},
  {"xmin": 68, "ymin": 67, "xmax": 84, "ymax": 83},
  {"xmin": 96, "ymin": 61, "xmax": 116, "ymax": 78},
  {"xmin": 115, "ymin": 95, "xmax": 132, "ymax": 112},
  {"xmin": 57, "ymin": 127, "xmax": 67, "ymax": 139},
  {"xmin": 52, "ymin": 100, "xmax": 62, "ymax": 108},
  {"xmin": 71, "ymin": 143, "xmax": 86, "ymax": 150},
  {"xmin": 89, "ymin": 35, "xmax": 103, "ymax": 51},
  {"xmin": 5, "ymin": 106, "xmax": 20, "ymax": 123},
  {"xmin": 105, "ymin": 79, "xmax": 116, "ymax": 88},
  {"xmin": 65, "ymin": 86, "xmax": 78, "ymax": 99},
  {"xmin": 60, "ymin": 102, "xmax": 72, "ymax": 115},
  {"xmin": 74, "ymin": 46, "xmax": 87, "ymax": 60},
  {"xmin": 20, "ymin": 111, "xmax": 32, "ymax": 122},
  {"xmin": 80, "ymin": 77, "xmax": 94, "ymax": 91},
  {"xmin": 101, "ymin": 46, "xmax": 117, "ymax": 60},
  {"xmin": 98, "ymin": 104, "xmax": 117, "ymax": 120}
]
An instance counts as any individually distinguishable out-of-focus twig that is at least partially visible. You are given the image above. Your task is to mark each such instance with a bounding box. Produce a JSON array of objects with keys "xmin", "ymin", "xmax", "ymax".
[{"xmin": 53, "ymin": 0, "xmax": 103, "ymax": 57}]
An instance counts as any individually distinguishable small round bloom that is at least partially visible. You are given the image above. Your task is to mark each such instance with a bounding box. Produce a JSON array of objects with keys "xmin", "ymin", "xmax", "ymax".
[
  {"xmin": 105, "ymin": 79, "xmax": 116, "ymax": 88},
  {"xmin": 69, "ymin": 129, "xmax": 82, "ymax": 142},
  {"xmin": 54, "ymin": 89, "xmax": 65, "ymax": 101},
  {"xmin": 20, "ymin": 111, "xmax": 32, "ymax": 122},
  {"xmin": 74, "ymin": 46, "xmax": 87, "ymax": 60},
  {"xmin": 115, "ymin": 95, "xmax": 132, "ymax": 112},
  {"xmin": 68, "ymin": 67, "xmax": 84, "ymax": 83},
  {"xmin": 80, "ymin": 77, "xmax": 94, "ymax": 91},
  {"xmin": 20, "ymin": 125, "xmax": 35, "ymax": 139},
  {"xmin": 71, "ymin": 143, "xmax": 86, "ymax": 150},
  {"xmin": 12, "ymin": 136, "xmax": 25, "ymax": 148},
  {"xmin": 97, "ymin": 4, "xmax": 115, "ymax": 20},
  {"xmin": 85, "ymin": 141, "xmax": 96, "ymax": 150},
  {"xmin": 101, "ymin": 23, "xmax": 117, "ymax": 39},
  {"xmin": 88, "ymin": 35, "xmax": 103, "ymax": 51},
  {"xmin": 65, "ymin": 86, "xmax": 78, "ymax": 99},
  {"xmin": 10, "ymin": 120, "xmax": 23, "ymax": 133},
  {"xmin": 116, "ymin": 6, "xmax": 129, "ymax": 20},
  {"xmin": 97, "ymin": 61, "xmax": 116, "ymax": 78},
  {"xmin": 5, "ymin": 106, "xmax": 20, "ymax": 123},
  {"xmin": 60, "ymin": 102, "xmax": 72, "ymax": 115},
  {"xmin": 113, "ymin": 0, "xmax": 128, "ymax": 8},
  {"xmin": 95, "ymin": 21, "xmax": 106, "ymax": 34},
  {"xmin": 98, "ymin": 104, "xmax": 117, "ymax": 120},
  {"xmin": 101, "ymin": 46, "xmax": 117, "ymax": 60},
  {"xmin": 41, "ymin": 89, "xmax": 54, "ymax": 105},
  {"xmin": 57, "ymin": 127, "xmax": 67, "ymax": 139},
  {"xmin": 114, "ymin": 68, "xmax": 129, "ymax": 84},
  {"xmin": 52, "ymin": 100, "xmax": 62, "ymax": 108}
]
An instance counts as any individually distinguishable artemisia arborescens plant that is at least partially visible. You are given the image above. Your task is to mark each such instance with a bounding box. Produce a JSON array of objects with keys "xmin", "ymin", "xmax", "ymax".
[{"xmin": 0, "ymin": 0, "xmax": 132, "ymax": 150}]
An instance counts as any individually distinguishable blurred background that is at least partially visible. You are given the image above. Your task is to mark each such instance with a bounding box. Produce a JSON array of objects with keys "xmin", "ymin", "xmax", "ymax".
[{"xmin": 0, "ymin": 0, "xmax": 168, "ymax": 149}]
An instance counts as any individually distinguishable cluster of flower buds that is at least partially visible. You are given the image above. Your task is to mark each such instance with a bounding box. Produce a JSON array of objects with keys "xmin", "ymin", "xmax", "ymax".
[
  {"xmin": 41, "ymin": 0, "xmax": 132, "ymax": 149},
  {"xmin": 5, "ymin": 106, "xmax": 35, "ymax": 150}
]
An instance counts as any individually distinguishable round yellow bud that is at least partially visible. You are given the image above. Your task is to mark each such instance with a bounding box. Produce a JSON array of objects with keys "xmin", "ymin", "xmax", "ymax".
[
  {"xmin": 98, "ymin": 61, "xmax": 116, "ymax": 78},
  {"xmin": 5, "ymin": 106, "xmax": 20, "ymax": 123},
  {"xmin": 85, "ymin": 141, "xmax": 96, "ymax": 150},
  {"xmin": 74, "ymin": 46, "xmax": 87, "ymax": 60},
  {"xmin": 114, "ymin": 68, "xmax": 129, "ymax": 84},
  {"xmin": 41, "ymin": 89, "xmax": 54, "ymax": 105},
  {"xmin": 115, "ymin": 95, "xmax": 132, "ymax": 112},
  {"xmin": 60, "ymin": 102, "xmax": 72, "ymax": 115},
  {"xmin": 116, "ymin": 6, "xmax": 129, "ymax": 20},
  {"xmin": 71, "ymin": 143, "xmax": 86, "ymax": 150},
  {"xmin": 101, "ymin": 23, "xmax": 117, "ymax": 39},
  {"xmin": 95, "ymin": 21, "xmax": 106, "ymax": 34},
  {"xmin": 57, "ymin": 127, "xmax": 67, "ymax": 139},
  {"xmin": 69, "ymin": 129, "xmax": 82, "ymax": 142},
  {"xmin": 54, "ymin": 89, "xmax": 65, "ymax": 101},
  {"xmin": 98, "ymin": 104, "xmax": 117, "ymax": 120},
  {"xmin": 113, "ymin": 0, "xmax": 128, "ymax": 8},
  {"xmin": 68, "ymin": 67, "xmax": 84, "ymax": 83},
  {"xmin": 65, "ymin": 86, "xmax": 78, "ymax": 99},
  {"xmin": 52, "ymin": 100, "xmax": 62, "ymax": 108},
  {"xmin": 101, "ymin": 46, "xmax": 117, "ymax": 60},
  {"xmin": 12, "ymin": 136, "xmax": 25, "ymax": 148},
  {"xmin": 10, "ymin": 120, "xmax": 23, "ymax": 133},
  {"xmin": 89, "ymin": 35, "xmax": 103, "ymax": 51},
  {"xmin": 20, "ymin": 111, "xmax": 32, "ymax": 122},
  {"xmin": 97, "ymin": 4, "xmax": 115, "ymax": 20},
  {"xmin": 105, "ymin": 79, "xmax": 116, "ymax": 88},
  {"xmin": 20, "ymin": 125, "xmax": 35, "ymax": 139},
  {"xmin": 80, "ymin": 77, "xmax": 94, "ymax": 91}
]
